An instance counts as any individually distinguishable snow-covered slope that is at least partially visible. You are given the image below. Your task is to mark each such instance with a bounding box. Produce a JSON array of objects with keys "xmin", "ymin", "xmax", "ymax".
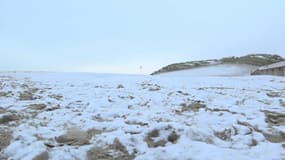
[
  {"xmin": 0, "ymin": 72, "xmax": 285, "ymax": 160},
  {"xmin": 157, "ymin": 64, "xmax": 258, "ymax": 77}
]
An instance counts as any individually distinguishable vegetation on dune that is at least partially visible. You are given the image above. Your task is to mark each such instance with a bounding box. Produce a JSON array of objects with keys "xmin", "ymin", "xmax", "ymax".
[
  {"xmin": 221, "ymin": 54, "xmax": 283, "ymax": 66},
  {"xmin": 151, "ymin": 54, "xmax": 284, "ymax": 75}
]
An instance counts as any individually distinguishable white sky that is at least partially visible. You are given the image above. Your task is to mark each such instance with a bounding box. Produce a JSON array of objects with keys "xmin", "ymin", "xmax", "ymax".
[{"xmin": 0, "ymin": 0, "xmax": 285, "ymax": 74}]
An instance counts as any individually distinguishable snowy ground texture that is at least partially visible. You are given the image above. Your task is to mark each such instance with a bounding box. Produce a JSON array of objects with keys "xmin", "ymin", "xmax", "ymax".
[{"xmin": 0, "ymin": 72, "xmax": 285, "ymax": 160}]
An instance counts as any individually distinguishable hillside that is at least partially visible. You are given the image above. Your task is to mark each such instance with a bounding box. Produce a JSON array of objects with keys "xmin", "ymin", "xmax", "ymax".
[
  {"xmin": 151, "ymin": 54, "xmax": 284, "ymax": 75},
  {"xmin": 156, "ymin": 64, "xmax": 258, "ymax": 77},
  {"xmin": 0, "ymin": 72, "xmax": 285, "ymax": 160}
]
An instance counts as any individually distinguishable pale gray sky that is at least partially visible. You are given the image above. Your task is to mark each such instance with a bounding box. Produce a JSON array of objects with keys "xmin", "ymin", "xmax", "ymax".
[{"xmin": 1, "ymin": 0, "xmax": 285, "ymax": 74}]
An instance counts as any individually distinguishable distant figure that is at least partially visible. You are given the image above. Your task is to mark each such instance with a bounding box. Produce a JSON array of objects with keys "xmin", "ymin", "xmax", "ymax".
[{"xmin": 139, "ymin": 66, "xmax": 143, "ymax": 73}]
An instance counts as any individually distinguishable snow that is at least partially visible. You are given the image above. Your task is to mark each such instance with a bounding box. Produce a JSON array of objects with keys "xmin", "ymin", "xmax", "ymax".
[
  {"xmin": 0, "ymin": 72, "xmax": 285, "ymax": 160},
  {"xmin": 258, "ymin": 61, "xmax": 285, "ymax": 70},
  {"xmin": 250, "ymin": 55, "xmax": 267, "ymax": 59}
]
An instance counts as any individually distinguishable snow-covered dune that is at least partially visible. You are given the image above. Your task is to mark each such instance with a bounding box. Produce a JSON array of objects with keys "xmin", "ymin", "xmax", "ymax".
[
  {"xmin": 0, "ymin": 72, "xmax": 285, "ymax": 160},
  {"xmin": 158, "ymin": 64, "xmax": 258, "ymax": 77}
]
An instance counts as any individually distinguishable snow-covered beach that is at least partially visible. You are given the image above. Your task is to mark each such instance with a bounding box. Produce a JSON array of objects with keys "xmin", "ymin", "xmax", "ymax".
[{"xmin": 0, "ymin": 72, "xmax": 285, "ymax": 160}]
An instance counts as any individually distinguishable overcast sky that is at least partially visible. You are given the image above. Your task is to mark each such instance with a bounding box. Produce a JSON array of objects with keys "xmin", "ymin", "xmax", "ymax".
[{"xmin": 1, "ymin": 0, "xmax": 285, "ymax": 74}]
